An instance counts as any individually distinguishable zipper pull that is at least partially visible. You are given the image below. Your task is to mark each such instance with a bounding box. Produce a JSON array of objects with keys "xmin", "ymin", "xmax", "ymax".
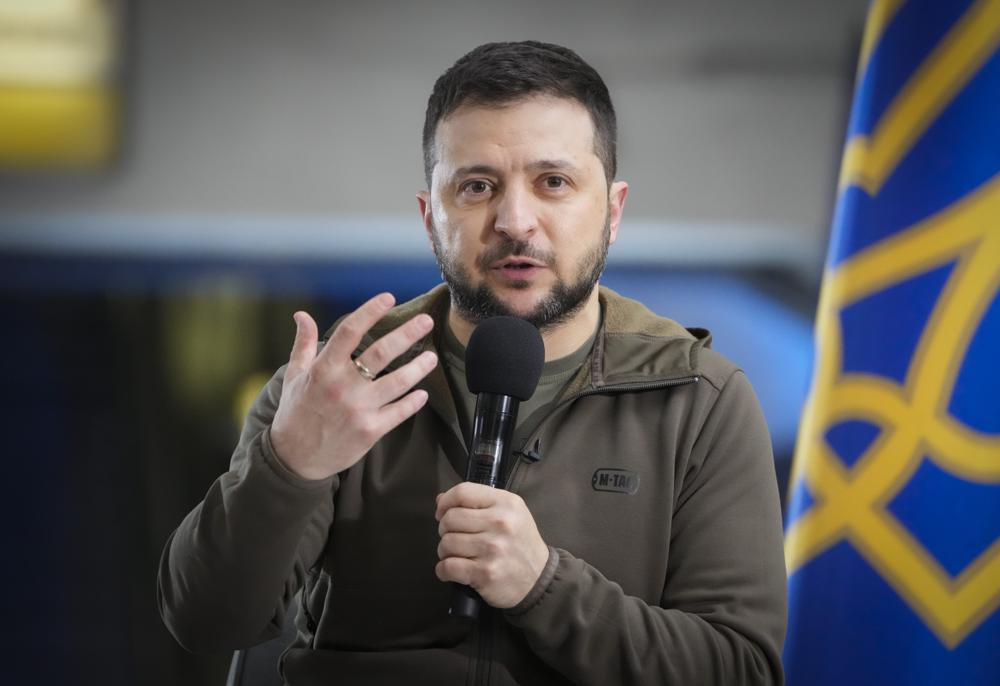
[{"xmin": 521, "ymin": 438, "xmax": 542, "ymax": 463}]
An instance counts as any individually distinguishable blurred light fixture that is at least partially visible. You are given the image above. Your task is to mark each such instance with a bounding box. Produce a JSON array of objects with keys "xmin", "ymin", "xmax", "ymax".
[{"xmin": 0, "ymin": 0, "xmax": 121, "ymax": 170}]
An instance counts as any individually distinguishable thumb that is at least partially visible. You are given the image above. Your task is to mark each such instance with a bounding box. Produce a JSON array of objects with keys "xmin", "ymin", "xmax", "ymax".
[{"xmin": 287, "ymin": 311, "xmax": 319, "ymax": 378}]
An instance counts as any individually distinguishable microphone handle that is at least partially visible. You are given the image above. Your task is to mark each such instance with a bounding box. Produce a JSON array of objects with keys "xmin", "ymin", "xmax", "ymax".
[{"xmin": 449, "ymin": 393, "xmax": 519, "ymax": 620}]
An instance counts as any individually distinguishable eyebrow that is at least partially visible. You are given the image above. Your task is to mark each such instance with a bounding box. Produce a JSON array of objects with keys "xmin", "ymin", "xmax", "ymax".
[
  {"xmin": 449, "ymin": 159, "xmax": 583, "ymax": 185},
  {"xmin": 451, "ymin": 164, "xmax": 500, "ymax": 182}
]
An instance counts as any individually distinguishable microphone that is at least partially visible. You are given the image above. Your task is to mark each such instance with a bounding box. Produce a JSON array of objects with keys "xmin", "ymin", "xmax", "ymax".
[{"xmin": 450, "ymin": 316, "xmax": 544, "ymax": 620}]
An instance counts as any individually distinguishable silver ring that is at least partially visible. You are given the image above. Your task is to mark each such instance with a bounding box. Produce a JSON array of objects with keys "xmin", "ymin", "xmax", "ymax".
[{"xmin": 353, "ymin": 358, "xmax": 376, "ymax": 381}]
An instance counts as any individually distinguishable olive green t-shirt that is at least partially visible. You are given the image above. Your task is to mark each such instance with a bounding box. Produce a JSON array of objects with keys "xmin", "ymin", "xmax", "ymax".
[{"xmin": 439, "ymin": 317, "xmax": 598, "ymax": 451}]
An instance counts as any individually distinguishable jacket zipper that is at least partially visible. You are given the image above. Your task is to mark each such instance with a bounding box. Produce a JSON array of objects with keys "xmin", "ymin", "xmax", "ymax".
[
  {"xmin": 504, "ymin": 375, "xmax": 699, "ymax": 490},
  {"xmin": 472, "ymin": 607, "xmax": 496, "ymax": 686}
]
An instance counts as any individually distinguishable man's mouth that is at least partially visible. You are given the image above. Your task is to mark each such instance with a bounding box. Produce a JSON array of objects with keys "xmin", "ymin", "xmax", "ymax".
[
  {"xmin": 488, "ymin": 257, "xmax": 547, "ymax": 282},
  {"xmin": 491, "ymin": 258, "xmax": 546, "ymax": 271}
]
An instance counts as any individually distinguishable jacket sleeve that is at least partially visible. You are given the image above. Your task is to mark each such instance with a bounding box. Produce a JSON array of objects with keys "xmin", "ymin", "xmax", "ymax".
[
  {"xmin": 156, "ymin": 364, "xmax": 337, "ymax": 654},
  {"xmin": 503, "ymin": 370, "xmax": 787, "ymax": 685}
]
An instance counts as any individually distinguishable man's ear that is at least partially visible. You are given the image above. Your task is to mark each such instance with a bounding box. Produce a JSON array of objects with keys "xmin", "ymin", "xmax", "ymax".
[
  {"xmin": 416, "ymin": 191, "xmax": 434, "ymax": 248},
  {"xmin": 607, "ymin": 181, "xmax": 629, "ymax": 246}
]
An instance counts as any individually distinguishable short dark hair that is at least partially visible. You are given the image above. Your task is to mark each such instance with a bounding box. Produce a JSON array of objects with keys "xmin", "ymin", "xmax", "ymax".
[{"xmin": 422, "ymin": 41, "xmax": 617, "ymax": 187}]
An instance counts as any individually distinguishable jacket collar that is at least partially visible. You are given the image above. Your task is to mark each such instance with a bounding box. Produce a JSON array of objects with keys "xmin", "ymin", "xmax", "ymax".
[{"xmin": 333, "ymin": 283, "xmax": 709, "ymax": 394}]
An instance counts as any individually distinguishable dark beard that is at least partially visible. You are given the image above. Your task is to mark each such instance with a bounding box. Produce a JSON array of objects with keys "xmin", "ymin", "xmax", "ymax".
[{"xmin": 431, "ymin": 219, "xmax": 610, "ymax": 333}]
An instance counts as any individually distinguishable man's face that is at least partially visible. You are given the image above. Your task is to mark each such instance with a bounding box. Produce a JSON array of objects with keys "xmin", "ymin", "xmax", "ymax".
[{"xmin": 418, "ymin": 96, "xmax": 628, "ymax": 331}]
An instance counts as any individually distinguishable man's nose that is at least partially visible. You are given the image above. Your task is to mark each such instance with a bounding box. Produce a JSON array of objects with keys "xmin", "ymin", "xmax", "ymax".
[{"xmin": 493, "ymin": 184, "xmax": 538, "ymax": 240}]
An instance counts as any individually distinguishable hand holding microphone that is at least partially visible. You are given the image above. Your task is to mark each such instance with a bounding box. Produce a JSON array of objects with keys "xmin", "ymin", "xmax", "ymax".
[
  {"xmin": 434, "ymin": 317, "xmax": 546, "ymax": 617},
  {"xmin": 435, "ymin": 483, "xmax": 550, "ymax": 611}
]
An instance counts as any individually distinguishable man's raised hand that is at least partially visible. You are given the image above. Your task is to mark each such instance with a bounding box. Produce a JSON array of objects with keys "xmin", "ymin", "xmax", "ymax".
[{"xmin": 269, "ymin": 292, "xmax": 437, "ymax": 481}]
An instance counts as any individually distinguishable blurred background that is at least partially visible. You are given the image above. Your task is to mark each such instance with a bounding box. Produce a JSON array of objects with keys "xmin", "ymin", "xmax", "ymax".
[{"xmin": 0, "ymin": 0, "xmax": 869, "ymax": 683}]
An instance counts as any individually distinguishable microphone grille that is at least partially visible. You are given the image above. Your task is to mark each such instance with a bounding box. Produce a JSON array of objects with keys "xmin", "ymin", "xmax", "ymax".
[{"xmin": 465, "ymin": 316, "xmax": 544, "ymax": 400}]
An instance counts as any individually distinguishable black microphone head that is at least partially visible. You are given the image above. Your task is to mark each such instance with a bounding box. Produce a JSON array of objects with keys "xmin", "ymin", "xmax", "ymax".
[{"xmin": 465, "ymin": 316, "xmax": 544, "ymax": 400}]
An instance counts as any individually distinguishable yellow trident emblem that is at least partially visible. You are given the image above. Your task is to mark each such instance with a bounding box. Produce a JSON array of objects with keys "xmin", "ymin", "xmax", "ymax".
[{"xmin": 785, "ymin": 0, "xmax": 1000, "ymax": 648}]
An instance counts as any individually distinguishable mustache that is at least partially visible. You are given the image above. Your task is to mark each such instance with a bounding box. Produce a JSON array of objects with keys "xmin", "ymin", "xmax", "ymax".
[{"xmin": 475, "ymin": 239, "xmax": 555, "ymax": 271}]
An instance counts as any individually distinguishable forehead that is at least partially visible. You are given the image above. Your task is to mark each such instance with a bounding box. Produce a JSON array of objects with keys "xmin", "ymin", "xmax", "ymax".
[{"xmin": 433, "ymin": 96, "xmax": 600, "ymax": 176}]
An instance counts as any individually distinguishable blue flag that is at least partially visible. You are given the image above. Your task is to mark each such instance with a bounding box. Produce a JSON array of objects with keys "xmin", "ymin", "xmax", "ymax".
[{"xmin": 783, "ymin": 1, "xmax": 1000, "ymax": 684}]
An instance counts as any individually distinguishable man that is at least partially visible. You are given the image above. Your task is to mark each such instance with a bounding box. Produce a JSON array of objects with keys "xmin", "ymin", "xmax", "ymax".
[{"xmin": 158, "ymin": 41, "xmax": 787, "ymax": 685}]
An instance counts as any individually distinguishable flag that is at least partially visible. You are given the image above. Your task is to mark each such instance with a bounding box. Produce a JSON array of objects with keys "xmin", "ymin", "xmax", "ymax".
[{"xmin": 783, "ymin": 1, "xmax": 1000, "ymax": 684}]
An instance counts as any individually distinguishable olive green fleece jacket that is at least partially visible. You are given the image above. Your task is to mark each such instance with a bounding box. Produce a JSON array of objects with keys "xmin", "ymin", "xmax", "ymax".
[{"xmin": 158, "ymin": 285, "xmax": 787, "ymax": 685}]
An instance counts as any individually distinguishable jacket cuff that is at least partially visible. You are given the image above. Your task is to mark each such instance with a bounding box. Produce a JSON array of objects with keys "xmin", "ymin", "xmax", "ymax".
[
  {"xmin": 505, "ymin": 545, "xmax": 560, "ymax": 617},
  {"xmin": 258, "ymin": 425, "xmax": 338, "ymax": 492}
]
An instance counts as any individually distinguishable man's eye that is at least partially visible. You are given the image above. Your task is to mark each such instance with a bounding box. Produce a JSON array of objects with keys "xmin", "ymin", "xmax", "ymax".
[
  {"xmin": 543, "ymin": 176, "xmax": 566, "ymax": 189},
  {"xmin": 463, "ymin": 180, "xmax": 491, "ymax": 194}
]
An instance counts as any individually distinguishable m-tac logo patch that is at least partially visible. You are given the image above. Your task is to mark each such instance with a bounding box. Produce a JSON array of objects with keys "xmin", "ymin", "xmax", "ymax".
[{"xmin": 591, "ymin": 468, "xmax": 639, "ymax": 495}]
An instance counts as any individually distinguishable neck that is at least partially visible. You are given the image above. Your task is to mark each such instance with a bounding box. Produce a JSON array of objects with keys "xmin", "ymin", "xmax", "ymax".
[{"xmin": 446, "ymin": 287, "xmax": 602, "ymax": 362}]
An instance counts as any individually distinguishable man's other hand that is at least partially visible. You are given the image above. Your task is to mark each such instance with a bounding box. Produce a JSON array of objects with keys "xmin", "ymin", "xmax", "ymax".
[
  {"xmin": 434, "ymin": 482, "xmax": 550, "ymax": 609},
  {"xmin": 269, "ymin": 292, "xmax": 438, "ymax": 481}
]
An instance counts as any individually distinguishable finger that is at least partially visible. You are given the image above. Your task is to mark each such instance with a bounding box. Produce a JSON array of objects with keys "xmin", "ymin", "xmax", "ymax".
[
  {"xmin": 437, "ymin": 506, "xmax": 491, "ymax": 537},
  {"xmin": 355, "ymin": 313, "xmax": 434, "ymax": 377},
  {"xmin": 320, "ymin": 292, "xmax": 395, "ymax": 363},
  {"xmin": 371, "ymin": 350, "xmax": 438, "ymax": 406},
  {"xmin": 435, "ymin": 557, "xmax": 476, "ymax": 587},
  {"xmin": 435, "ymin": 482, "xmax": 499, "ymax": 519},
  {"xmin": 286, "ymin": 311, "xmax": 319, "ymax": 380},
  {"xmin": 373, "ymin": 388, "xmax": 429, "ymax": 435},
  {"xmin": 436, "ymin": 532, "xmax": 486, "ymax": 561}
]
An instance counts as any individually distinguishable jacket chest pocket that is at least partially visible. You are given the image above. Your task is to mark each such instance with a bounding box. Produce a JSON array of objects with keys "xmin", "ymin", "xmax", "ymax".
[{"xmin": 510, "ymin": 406, "xmax": 676, "ymax": 601}]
